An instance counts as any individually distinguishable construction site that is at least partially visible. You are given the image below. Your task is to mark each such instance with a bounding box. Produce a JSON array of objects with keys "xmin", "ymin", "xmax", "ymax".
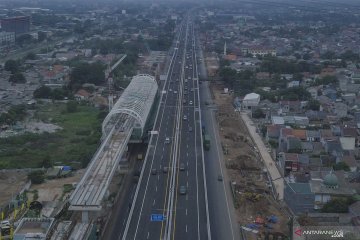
[{"xmin": 210, "ymin": 82, "xmax": 289, "ymax": 240}]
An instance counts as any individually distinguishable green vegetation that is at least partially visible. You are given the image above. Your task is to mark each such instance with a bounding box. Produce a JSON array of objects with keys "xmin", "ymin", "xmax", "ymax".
[
  {"xmin": 0, "ymin": 103, "xmax": 103, "ymax": 169},
  {"xmin": 4, "ymin": 59, "xmax": 19, "ymax": 74},
  {"xmin": 9, "ymin": 72, "xmax": 26, "ymax": 83},
  {"xmin": 321, "ymin": 197, "xmax": 356, "ymax": 213},
  {"xmin": 333, "ymin": 162, "xmax": 350, "ymax": 171},
  {"xmin": 69, "ymin": 62, "xmax": 106, "ymax": 90},
  {"xmin": 33, "ymin": 86, "xmax": 72, "ymax": 100},
  {"xmin": 313, "ymin": 75, "xmax": 338, "ymax": 86},
  {"xmin": 252, "ymin": 108, "xmax": 266, "ymax": 119},
  {"xmin": 0, "ymin": 104, "xmax": 27, "ymax": 125},
  {"xmin": 28, "ymin": 170, "xmax": 45, "ymax": 184}
]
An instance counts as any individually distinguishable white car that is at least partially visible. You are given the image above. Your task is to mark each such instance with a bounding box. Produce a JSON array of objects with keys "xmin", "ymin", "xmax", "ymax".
[{"xmin": 189, "ymin": 101, "xmax": 193, "ymax": 105}]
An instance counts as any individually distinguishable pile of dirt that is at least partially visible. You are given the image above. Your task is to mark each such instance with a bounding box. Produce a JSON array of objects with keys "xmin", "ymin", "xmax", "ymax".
[{"xmin": 210, "ymin": 82, "xmax": 289, "ymax": 239}]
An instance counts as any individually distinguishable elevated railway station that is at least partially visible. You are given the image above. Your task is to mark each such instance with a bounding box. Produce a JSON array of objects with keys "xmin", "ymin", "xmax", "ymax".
[{"xmin": 69, "ymin": 74, "xmax": 158, "ymax": 221}]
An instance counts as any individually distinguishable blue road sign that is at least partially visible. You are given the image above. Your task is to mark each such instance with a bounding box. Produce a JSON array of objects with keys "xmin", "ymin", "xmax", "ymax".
[{"xmin": 151, "ymin": 214, "xmax": 165, "ymax": 222}]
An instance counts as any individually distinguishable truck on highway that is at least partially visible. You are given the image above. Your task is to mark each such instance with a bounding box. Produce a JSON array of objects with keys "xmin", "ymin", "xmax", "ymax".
[
  {"xmin": 203, "ymin": 134, "xmax": 210, "ymax": 150},
  {"xmin": 137, "ymin": 154, "xmax": 143, "ymax": 161}
]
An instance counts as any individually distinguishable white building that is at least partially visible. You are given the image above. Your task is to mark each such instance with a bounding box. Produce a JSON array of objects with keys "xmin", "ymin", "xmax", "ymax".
[
  {"xmin": 242, "ymin": 92, "xmax": 260, "ymax": 109},
  {"xmin": 0, "ymin": 32, "xmax": 15, "ymax": 48}
]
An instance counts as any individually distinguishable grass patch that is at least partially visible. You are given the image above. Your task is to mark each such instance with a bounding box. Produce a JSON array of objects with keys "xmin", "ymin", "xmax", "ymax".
[{"xmin": 0, "ymin": 102, "xmax": 103, "ymax": 169}]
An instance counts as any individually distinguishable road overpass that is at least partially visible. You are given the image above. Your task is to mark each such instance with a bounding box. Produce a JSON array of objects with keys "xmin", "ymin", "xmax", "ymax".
[{"xmin": 69, "ymin": 74, "xmax": 158, "ymax": 222}]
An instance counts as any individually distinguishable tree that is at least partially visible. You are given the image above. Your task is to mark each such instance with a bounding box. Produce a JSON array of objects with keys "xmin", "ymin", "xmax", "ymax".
[
  {"xmin": 70, "ymin": 62, "xmax": 105, "ymax": 88},
  {"xmin": 33, "ymin": 86, "xmax": 52, "ymax": 99},
  {"xmin": 37, "ymin": 31, "xmax": 47, "ymax": 42},
  {"xmin": 4, "ymin": 59, "xmax": 18, "ymax": 74},
  {"xmin": 333, "ymin": 162, "xmax": 350, "ymax": 171},
  {"xmin": 321, "ymin": 197, "xmax": 355, "ymax": 213},
  {"xmin": 9, "ymin": 72, "xmax": 26, "ymax": 83},
  {"xmin": 252, "ymin": 108, "xmax": 266, "ymax": 119},
  {"xmin": 28, "ymin": 170, "xmax": 45, "ymax": 184},
  {"xmin": 306, "ymin": 99, "xmax": 320, "ymax": 111},
  {"xmin": 41, "ymin": 155, "xmax": 52, "ymax": 168},
  {"xmin": 25, "ymin": 52, "xmax": 37, "ymax": 60},
  {"xmin": 66, "ymin": 100, "xmax": 78, "ymax": 113}
]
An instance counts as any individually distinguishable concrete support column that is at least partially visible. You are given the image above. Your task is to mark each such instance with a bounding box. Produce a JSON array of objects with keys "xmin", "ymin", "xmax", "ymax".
[{"xmin": 82, "ymin": 211, "xmax": 89, "ymax": 223}]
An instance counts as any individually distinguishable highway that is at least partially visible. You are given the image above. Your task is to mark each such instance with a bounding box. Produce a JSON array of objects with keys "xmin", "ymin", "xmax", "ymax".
[
  {"xmin": 196, "ymin": 25, "xmax": 241, "ymax": 240},
  {"xmin": 119, "ymin": 16, "xmax": 210, "ymax": 240}
]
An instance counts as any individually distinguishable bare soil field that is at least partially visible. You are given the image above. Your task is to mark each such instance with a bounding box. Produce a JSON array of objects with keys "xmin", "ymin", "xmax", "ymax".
[
  {"xmin": 210, "ymin": 82, "xmax": 289, "ymax": 239},
  {"xmin": 0, "ymin": 170, "xmax": 28, "ymax": 207},
  {"xmin": 29, "ymin": 169, "xmax": 85, "ymax": 202}
]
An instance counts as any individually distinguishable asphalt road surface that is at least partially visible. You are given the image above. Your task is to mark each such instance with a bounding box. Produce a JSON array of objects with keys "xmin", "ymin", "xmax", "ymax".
[{"xmin": 119, "ymin": 16, "xmax": 209, "ymax": 240}]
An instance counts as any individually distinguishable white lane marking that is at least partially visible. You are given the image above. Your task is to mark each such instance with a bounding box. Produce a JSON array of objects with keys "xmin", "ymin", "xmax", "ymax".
[
  {"xmin": 187, "ymin": 171, "xmax": 189, "ymax": 177},
  {"xmin": 163, "ymin": 147, "xmax": 165, "ymax": 152},
  {"xmin": 186, "ymin": 208, "xmax": 188, "ymax": 215},
  {"xmin": 186, "ymin": 194, "xmax": 188, "ymax": 201},
  {"xmin": 156, "ymin": 186, "xmax": 158, "ymax": 192},
  {"xmin": 157, "ymin": 175, "xmax": 160, "ymax": 181},
  {"xmin": 187, "ymin": 144, "xmax": 189, "ymax": 148},
  {"xmin": 187, "ymin": 181, "xmax": 189, "ymax": 188},
  {"xmin": 147, "ymin": 232, "xmax": 150, "ymax": 239},
  {"xmin": 186, "ymin": 225, "xmax": 188, "ymax": 233},
  {"xmin": 186, "ymin": 153, "xmax": 189, "ymax": 157},
  {"xmin": 153, "ymin": 199, "xmax": 156, "ymax": 206},
  {"xmin": 187, "ymin": 161, "xmax": 189, "ymax": 166}
]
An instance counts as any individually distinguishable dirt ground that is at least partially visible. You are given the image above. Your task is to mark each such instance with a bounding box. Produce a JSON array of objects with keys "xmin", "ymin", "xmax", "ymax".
[
  {"xmin": 29, "ymin": 169, "xmax": 85, "ymax": 202},
  {"xmin": 210, "ymin": 82, "xmax": 289, "ymax": 239},
  {"xmin": 0, "ymin": 170, "xmax": 28, "ymax": 207}
]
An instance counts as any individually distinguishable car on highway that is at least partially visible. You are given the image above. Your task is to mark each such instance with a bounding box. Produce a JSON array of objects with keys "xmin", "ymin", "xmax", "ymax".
[
  {"xmin": 179, "ymin": 185, "xmax": 187, "ymax": 195},
  {"xmin": 218, "ymin": 175, "xmax": 223, "ymax": 181},
  {"xmin": 188, "ymin": 126, "xmax": 192, "ymax": 132},
  {"xmin": 189, "ymin": 101, "xmax": 193, "ymax": 105},
  {"xmin": 184, "ymin": 91, "xmax": 187, "ymax": 95},
  {"xmin": 165, "ymin": 137, "xmax": 171, "ymax": 144},
  {"xmin": 183, "ymin": 115, "xmax": 187, "ymax": 120},
  {"xmin": 174, "ymin": 90, "xmax": 177, "ymax": 94},
  {"xmin": 180, "ymin": 163, "xmax": 185, "ymax": 171},
  {"xmin": 163, "ymin": 167, "xmax": 168, "ymax": 173},
  {"xmin": 151, "ymin": 169, "xmax": 157, "ymax": 175},
  {"xmin": 183, "ymin": 99, "xmax": 187, "ymax": 104}
]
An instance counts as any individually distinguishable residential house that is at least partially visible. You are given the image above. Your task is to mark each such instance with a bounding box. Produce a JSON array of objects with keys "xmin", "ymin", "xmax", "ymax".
[
  {"xmin": 305, "ymin": 110, "xmax": 327, "ymax": 122},
  {"xmin": 342, "ymin": 155, "xmax": 357, "ymax": 172},
  {"xmin": 334, "ymin": 102, "xmax": 348, "ymax": 118},
  {"xmin": 342, "ymin": 93, "xmax": 356, "ymax": 105},
  {"xmin": 74, "ymin": 89, "xmax": 91, "ymax": 101},
  {"xmin": 323, "ymin": 87, "xmax": 337, "ymax": 102},
  {"xmin": 279, "ymin": 100, "xmax": 302, "ymax": 113},
  {"xmin": 339, "ymin": 137, "xmax": 356, "ymax": 151},
  {"xmin": 279, "ymin": 127, "xmax": 293, "ymax": 144},
  {"xmin": 287, "ymin": 80, "xmax": 300, "ymax": 88},
  {"xmin": 324, "ymin": 140, "xmax": 343, "ymax": 158},
  {"xmin": 271, "ymin": 116, "xmax": 285, "ymax": 125},
  {"xmin": 266, "ymin": 125, "xmax": 281, "ymax": 143},
  {"xmin": 284, "ymin": 182, "xmax": 315, "ymax": 215},
  {"xmin": 306, "ymin": 130, "xmax": 320, "ymax": 142},
  {"xmin": 40, "ymin": 65, "xmax": 70, "ymax": 86},
  {"xmin": 301, "ymin": 141, "xmax": 314, "ymax": 153},
  {"xmin": 286, "ymin": 136, "xmax": 302, "ymax": 153},
  {"xmin": 292, "ymin": 129, "xmax": 307, "ymax": 141},
  {"xmin": 331, "ymin": 125, "xmax": 342, "ymax": 136},
  {"xmin": 278, "ymin": 152, "xmax": 299, "ymax": 175},
  {"xmin": 320, "ymin": 129, "xmax": 334, "ymax": 144},
  {"xmin": 307, "ymin": 86, "xmax": 319, "ymax": 100}
]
